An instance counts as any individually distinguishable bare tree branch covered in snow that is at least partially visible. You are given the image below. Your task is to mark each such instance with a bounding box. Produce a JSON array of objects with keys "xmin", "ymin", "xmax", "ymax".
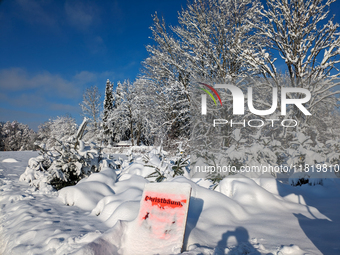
[
  {"xmin": 243, "ymin": 0, "xmax": 340, "ymax": 120},
  {"xmin": 142, "ymin": 14, "xmax": 191, "ymax": 147},
  {"xmin": 174, "ymin": 0, "xmax": 265, "ymax": 81},
  {"xmin": 36, "ymin": 116, "xmax": 78, "ymax": 150},
  {"xmin": 79, "ymin": 86, "xmax": 101, "ymax": 128},
  {"xmin": 142, "ymin": 0, "xmax": 268, "ymax": 150}
]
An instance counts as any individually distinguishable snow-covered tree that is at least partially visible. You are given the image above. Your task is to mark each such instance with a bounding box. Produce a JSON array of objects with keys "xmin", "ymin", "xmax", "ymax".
[
  {"xmin": 0, "ymin": 121, "xmax": 36, "ymax": 151},
  {"xmin": 108, "ymin": 79, "xmax": 150, "ymax": 146},
  {"xmin": 142, "ymin": 0, "xmax": 269, "ymax": 151},
  {"xmin": 106, "ymin": 80, "xmax": 125, "ymax": 142},
  {"xmin": 0, "ymin": 122, "xmax": 5, "ymax": 151},
  {"xmin": 80, "ymin": 86, "xmax": 101, "ymax": 128},
  {"xmin": 102, "ymin": 79, "xmax": 115, "ymax": 145},
  {"xmin": 79, "ymin": 86, "xmax": 102, "ymax": 144},
  {"xmin": 174, "ymin": 0, "xmax": 264, "ymax": 81},
  {"xmin": 36, "ymin": 116, "xmax": 77, "ymax": 149},
  {"xmin": 243, "ymin": 0, "xmax": 340, "ymax": 121},
  {"xmin": 143, "ymin": 14, "xmax": 191, "ymax": 147}
]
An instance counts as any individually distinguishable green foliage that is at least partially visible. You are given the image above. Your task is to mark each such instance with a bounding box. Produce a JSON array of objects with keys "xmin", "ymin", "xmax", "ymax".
[
  {"xmin": 171, "ymin": 144, "xmax": 189, "ymax": 177},
  {"xmin": 146, "ymin": 166, "xmax": 167, "ymax": 183}
]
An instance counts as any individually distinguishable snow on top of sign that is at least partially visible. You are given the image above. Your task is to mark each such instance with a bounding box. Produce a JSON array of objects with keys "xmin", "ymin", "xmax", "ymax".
[{"xmin": 144, "ymin": 182, "xmax": 192, "ymax": 195}]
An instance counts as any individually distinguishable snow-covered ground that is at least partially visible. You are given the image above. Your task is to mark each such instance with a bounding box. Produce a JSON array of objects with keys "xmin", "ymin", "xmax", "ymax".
[{"xmin": 1, "ymin": 151, "xmax": 340, "ymax": 254}]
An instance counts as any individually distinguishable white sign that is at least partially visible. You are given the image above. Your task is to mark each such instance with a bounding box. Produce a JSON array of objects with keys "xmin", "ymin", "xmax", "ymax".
[{"xmin": 124, "ymin": 182, "xmax": 192, "ymax": 255}]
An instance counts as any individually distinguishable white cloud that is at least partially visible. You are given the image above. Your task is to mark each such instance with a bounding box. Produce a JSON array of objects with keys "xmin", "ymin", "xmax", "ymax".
[
  {"xmin": 15, "ymin": 0, "xmax": 57, "ymax": 26},
  {"xmin": 64, "ymin": 1, "xmax": 99, "ymax": 31},
  {"xmin": 87, "ymin": 36, "xmax": 107, "ymax": 54},
  {"xmin": 0, "ymin": 68, "xmax": 79, "ymax": 98},
  {"xmin": 74, "ymin": 71, "xmax": 97, "ymax": 83},
  {"xmin": 0, "ymin": 92, "xmax": 46, "ymax": 109},
  {"xmin": 0, "ymin": 68, "xmax": 114, "ymax": 118},
  {"xmin": 49, "ymin": 103, "xmax": 80, "ymax": 114},
  {"xmin": 0, "ymin": 68, "xmax": 35, "ymax": 90}
]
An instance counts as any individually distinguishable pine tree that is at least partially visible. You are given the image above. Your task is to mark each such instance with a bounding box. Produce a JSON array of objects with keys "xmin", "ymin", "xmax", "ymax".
[
  {"xmin": 110, "ymin": 80, "xmax": 138, "ymax": 145},
  {"xmin": 102, "ymin": 79, "xmax": 114, "ymax": 145}
]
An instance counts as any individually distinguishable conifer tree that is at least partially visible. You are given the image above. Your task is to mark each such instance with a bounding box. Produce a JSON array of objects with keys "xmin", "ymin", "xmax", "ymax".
[{"xmin": 102, "ymin": 79, "xmax": 114, "ymax": 145}]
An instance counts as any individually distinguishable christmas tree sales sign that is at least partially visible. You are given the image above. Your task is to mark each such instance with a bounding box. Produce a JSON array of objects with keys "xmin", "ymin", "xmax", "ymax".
[{"xmin": 125, "ymin": 182, "xmax": 192, "ymax": 255}]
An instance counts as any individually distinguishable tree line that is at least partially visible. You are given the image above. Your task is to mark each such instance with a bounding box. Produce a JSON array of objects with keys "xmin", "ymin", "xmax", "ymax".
[{"xmin": 100, "ymin": 0, "xmax": 340, "ymax": 151}]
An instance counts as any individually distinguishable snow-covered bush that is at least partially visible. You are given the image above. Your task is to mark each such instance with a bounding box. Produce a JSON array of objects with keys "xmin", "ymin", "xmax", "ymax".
[
  {"xmin": 140, "ymin": 145, "xmax": 172, "ymax": 182},
  {"xmin": 20, "ymin": 119, "xmax": 113, "ymax": 191},
  {"xmin": 118, "ymin": 143, "xmax": 190, "ymax": 183},
  {"xmin": 170, "ymin": 143, "xmax": 189, "ymax": 177},
  {"xmin": 20, "ymin": 139, "xmax": 105, "ymax": 190}
]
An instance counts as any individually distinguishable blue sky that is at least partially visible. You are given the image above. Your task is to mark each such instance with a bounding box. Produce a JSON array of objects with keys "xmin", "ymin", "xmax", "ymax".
[
  {"xmin": 1, "ymin": 0, "xmax": 340, "ymax": 130},
  {"xmin": 0, "ymin": 0, "xmax": 187, "ymax": 130}
]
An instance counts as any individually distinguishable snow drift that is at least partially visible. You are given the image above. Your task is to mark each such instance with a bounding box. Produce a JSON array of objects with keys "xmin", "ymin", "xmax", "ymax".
[{"xmin": 1, "ymin": 151, "xmax": 340, "ymax": 254}]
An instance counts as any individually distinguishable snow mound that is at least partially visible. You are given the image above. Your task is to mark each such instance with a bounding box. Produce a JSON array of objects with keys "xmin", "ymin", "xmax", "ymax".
[
  {"xmin": 78, "ymin": 167, "xmax": 117, "ymax": 186},
  {"xmin": 92, "ymin": 189, "xmax": 142, "ymax": 226},
  {"xmin": 59, "ymin": 181, "xmax": 115, "ymax": 211},
  {"xmin": 253, "ymin": 173, "xmax": 280, "ymax": 195},
  {"xmin": 216, "ymin": 174, "xmax": 284, "ymax": 210},
  {"xmin": 2, "ymin": 158, "xmax": 18, "ymax": 163},
  {"xmin": 124, "ymin": 161, "xmax": 155, "ymax": 177},
  {"xmin": 70, "ymin": 221, "xmax": 127, "ymax": 255},
  {"xmin": 19, "ymin": 166, "xmax": 54, "ymax": 193},
  {"xmin": 91, "ymin": 175, "xmax": 147, "ymax": 227},
  {"xmin": 5, "ymin": 152, "xmax": 340, "ymax": 254},
  {"xmin": 58, "ymin": 168, "xmax": 117, "ymax": 211}
]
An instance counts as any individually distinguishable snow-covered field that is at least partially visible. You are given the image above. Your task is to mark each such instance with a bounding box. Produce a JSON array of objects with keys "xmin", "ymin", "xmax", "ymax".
[{"xmin": 1, "ymin": 151, "xmax": 340, "ymax": 255}]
